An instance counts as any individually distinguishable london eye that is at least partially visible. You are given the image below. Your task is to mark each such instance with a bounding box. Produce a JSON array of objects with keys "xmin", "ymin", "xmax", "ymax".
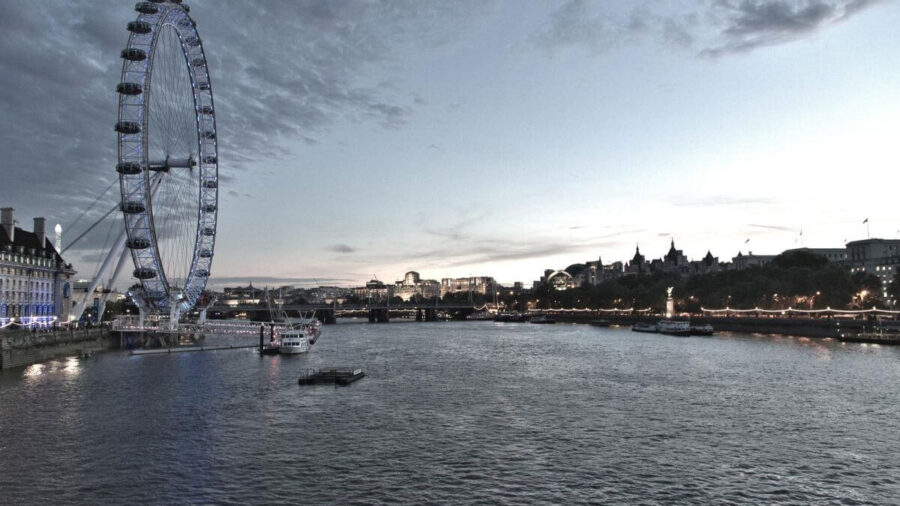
[{"xmin": 115, "ymin": 0, "xmax": 218, "ymax": 316}]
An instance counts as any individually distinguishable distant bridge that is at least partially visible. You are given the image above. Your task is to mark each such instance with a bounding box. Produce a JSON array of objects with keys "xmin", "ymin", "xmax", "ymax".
[
  {"xmin": 210, "ymin": 303, "xmax": 485, "ymax": 323},
  {"xmin": 213, "ymin": 303, "xmax": 481, "ymax": 312}
]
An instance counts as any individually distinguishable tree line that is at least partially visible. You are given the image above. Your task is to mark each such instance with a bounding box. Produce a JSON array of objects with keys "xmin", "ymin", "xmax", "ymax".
[{"xmin": 532, "ymin": 250, "xmax": 895, "ymax": 313}]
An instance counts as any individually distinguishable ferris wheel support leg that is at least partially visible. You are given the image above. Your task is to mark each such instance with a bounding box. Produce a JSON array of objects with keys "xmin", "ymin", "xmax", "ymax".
[
  {"xmin": 168, "ymin": 294, "xmax": 183, "ymax": 331},
  {"xmin": 197, "ymin": 296, "xmax": 215, "ymax": 326},
  {"xmin": 70, "ymin": 225, "xmax": 129, "ymax": 324},
  {"xmin": 96, "ymin": 246, "xmax": 132, "ymax": 323},
  {"xmin": 97, "ymin": 298, "xmax": 106, "ymax": 322}
]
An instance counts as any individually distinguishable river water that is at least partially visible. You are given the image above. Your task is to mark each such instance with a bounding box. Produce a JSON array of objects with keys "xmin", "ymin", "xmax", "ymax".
[{"xmin": 2, "ymin": 321, "xmax": 899, "ymax": 504}]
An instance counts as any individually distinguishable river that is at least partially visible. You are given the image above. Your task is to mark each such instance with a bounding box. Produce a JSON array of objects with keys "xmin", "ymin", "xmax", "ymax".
[{"xmin": 1, "ymin": 321, "xmax": 899, "ymax": 504}]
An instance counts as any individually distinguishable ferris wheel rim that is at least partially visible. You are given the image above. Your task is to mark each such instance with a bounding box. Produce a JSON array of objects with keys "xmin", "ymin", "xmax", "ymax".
[{"xmin": 116, "ymin": 2, "xmax": 218, "ymax": 313}]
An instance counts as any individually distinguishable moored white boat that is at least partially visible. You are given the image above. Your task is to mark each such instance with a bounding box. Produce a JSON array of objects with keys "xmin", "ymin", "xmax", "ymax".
[
  {"xmin": 279, "ymin": 327, "xmax": 311, "ymax": 354},
  {"xmin": 468, "ymin": 310, "xmax": 494, "ymax": 321},
  {"xmin": 284, "ymin": 316, "xmax": 322, "ymax": 345},
  {"xmin": 657, "ymin": 320, "xmax": 691, "ymax": 336},
  {"xmin": 632, "ymin": 322, "xmax": 658, "ymax": 333}
]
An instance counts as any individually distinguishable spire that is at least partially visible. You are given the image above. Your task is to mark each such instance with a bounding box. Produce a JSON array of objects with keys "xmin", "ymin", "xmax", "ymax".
[
  {"xmin": 632, "ymin": 244, "xmax": 644, "ymax": 263},
  {"xmin": 666, "ymin": 238, "xmax": 679, "ymax": 262}
]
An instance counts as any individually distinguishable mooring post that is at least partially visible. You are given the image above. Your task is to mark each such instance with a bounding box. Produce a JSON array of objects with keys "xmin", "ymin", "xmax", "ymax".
[{"xmin": 259, "ymin": 324, "xmax": 264, "ymax": 352}]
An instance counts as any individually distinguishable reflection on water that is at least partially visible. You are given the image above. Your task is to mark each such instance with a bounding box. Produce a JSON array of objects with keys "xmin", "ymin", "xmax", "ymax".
[
  {"xmin": 63, "ymin": 357, "xmax": 82, "ymax": 376},
  {"xmin": 22, "ymin": 362, "xmax": 44, "ymax": 377},
  {"xmin": 21, "ymin": 358, "xmax": 83, "ymax": 380},
  {"xmin": 1, "ymin": 323, "xmax": 899, "ymax": 504}
]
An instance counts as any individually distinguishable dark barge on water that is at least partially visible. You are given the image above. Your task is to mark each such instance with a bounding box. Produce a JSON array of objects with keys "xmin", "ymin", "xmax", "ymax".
[
  {"xmin": 838, "ymin": 333, "xmax": 900, "ymax": 345},
  {"xmin": 299, "ymin": 368, "xmax": 365, "ymax": 386}
]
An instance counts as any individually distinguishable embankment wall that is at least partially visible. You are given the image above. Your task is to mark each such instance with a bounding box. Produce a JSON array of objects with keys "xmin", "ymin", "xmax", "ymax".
[
  {"xmin": 551, "ymin": 314, "xmax": 864, "ymax": 338},
  {"xmin": 0, "ymin": 328, "xmax": 117, "ymax": 369}
]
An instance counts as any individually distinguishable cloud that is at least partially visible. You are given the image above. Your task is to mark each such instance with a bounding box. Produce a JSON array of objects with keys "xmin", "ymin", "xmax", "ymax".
[
  {"xmin": 700, "ymin": 0, "xmax": 882, "ymax": 57},
  {"xmin": 375, "ymin": 228, "xmax": 645, "ymax": 270},
  {"xmin": 207, "ymin": 276, "xmax": 354, "ymax": 289},
  {"xmin": 671, "ymin": 195, "xmax": 776, "ymax": 207},
  {"xmin": 0, "ymin": 0, "xmax": 501, "ymax": 281},
  {"xmin": 532, "ymin": 0, "xmax": 883, "ymax": 59},
  {"xmin": 747, "ymin": 223, "xmax": 795, "ymax": 231},
  {"xmin": 531, "ymin": 0, "xmax": 621, "ymax": 56},
  {"xmin": 329, "ymin": 244, "xmax": 356, "ymax": 253},
  {"xmin": 423, "ymin": 211, "xmax": 489, "ymax": 242},
  {"xmin": 0, "ymin": 0, "xmax": 490, "ymax": 221}
]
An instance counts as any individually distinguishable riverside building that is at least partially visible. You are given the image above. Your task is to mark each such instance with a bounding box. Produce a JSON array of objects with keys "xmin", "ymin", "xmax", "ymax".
[
  {"xmin": 352, "ymin": 278, "xmax": 393, "ymax": 302},
  {"xmin": 394, "ymin": 271, "xmax": 441, "ymax": 301},
  {"xmin": 440, "ymin": 276, "xmax": 498, "ymax": 298},
  {"xmin": 846, "ymin": 239, "xmax": 900, "ymax": 304},
  {"xmin": 0, "ymin": 208, "xmax": 75, "ymax": 328}
]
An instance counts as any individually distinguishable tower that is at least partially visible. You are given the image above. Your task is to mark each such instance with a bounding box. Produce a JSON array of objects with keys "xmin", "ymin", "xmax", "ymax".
[{"xmin": 55, "ymin": 224, "xmax": 62, "ymax": 252}]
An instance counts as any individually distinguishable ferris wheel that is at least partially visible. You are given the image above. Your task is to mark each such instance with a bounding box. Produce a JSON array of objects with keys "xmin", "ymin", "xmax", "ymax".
[{"xmin": 115, "ymin": 0, "xmax": 218, "ymax": 315}]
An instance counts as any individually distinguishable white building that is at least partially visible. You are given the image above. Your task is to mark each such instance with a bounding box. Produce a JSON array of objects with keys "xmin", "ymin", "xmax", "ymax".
[
  {"xmin": 1, "ymin": 208, "xmax": 75, "ymax": 327},
  {"xmin": 394, "ymin": 271, "xmax": 441, "ymax": 301},
  {"xmin": 440, "ymin": 276, "xmax": 498, "ymax": 298}
]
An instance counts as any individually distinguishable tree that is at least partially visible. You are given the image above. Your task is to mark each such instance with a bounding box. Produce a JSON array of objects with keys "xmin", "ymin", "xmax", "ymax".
[{"xmin": 771, "ymin": 250, "xmax": 828, "ymax": 269}]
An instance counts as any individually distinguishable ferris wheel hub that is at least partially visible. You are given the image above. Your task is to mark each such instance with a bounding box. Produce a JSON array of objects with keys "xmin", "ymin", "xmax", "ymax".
[{"xmin": 148, "ymin": 156, "xmax": 196, "ymax": 172}]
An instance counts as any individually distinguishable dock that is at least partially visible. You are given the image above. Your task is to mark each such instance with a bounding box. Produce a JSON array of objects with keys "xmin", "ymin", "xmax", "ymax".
[
  {"xmin": 131, "ymin": 344, "xmax": 259, "ymax": 355},
  {"xmin": 298, "ymin": 368, "xmax": 365, "ymax": 386}
]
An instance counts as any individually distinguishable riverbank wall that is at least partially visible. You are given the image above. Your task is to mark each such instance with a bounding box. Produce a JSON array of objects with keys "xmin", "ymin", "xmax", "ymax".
[
  {"xmin": 0, "ymin": 328, "xmax": 118, "ymax": 370},
  {"xmin": 550, "ymin": 314, "xmax": 862, "ymax": 338}
]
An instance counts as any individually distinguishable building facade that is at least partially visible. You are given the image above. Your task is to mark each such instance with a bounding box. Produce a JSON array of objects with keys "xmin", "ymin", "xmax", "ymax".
[
  {"xmin": 536, "ymin": 269, "xmax": 576, "ymax": 290},
  {"xmin": 440, "ymin": 276, "xmax": 498, "ymax": 298},
  {"xmin": 624, "ymin": 246, "xmax": 650, "ymax": 276},
  {"xmin": 303, "ymin": 286, "xmax": 351, "ymax": 304},
  {"xmin": 846, "ymin": 239, "xmax": 900, "ymax": 304},
  {"xmin": 730, "ymin": 251, "xmax": 776, "ymax": 270},
  {"xmin": 394, "ymin": 271, "xmax": 441, "ymax": 301},
  {"xmin": 221, "ymin": 284, "xmax": 263, "ymax": 307},
  {"xmin": 352, "ymin": 278, "xmax": 394, "ymax": 302},
  {"xmin": 655, "ymin": 239, "xmax": 691, "ymax": 275},
  {"xmin": 1, "ymin": 208, "xmax": 75, "ymax": 327}
]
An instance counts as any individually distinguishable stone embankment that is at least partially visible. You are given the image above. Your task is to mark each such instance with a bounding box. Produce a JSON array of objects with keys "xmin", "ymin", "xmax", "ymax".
[
  {"xmin": 0, "ymin": 327, "xmax": 117, "ymax": 369},
  {"xmin": 550, "ymin": 313, "xmax": 863, "ymax": 338}
]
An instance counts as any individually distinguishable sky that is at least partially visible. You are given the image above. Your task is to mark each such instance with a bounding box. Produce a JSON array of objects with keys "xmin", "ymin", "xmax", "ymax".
[{"xmin": 1, "ymin": 0, "xmax": 899, "ymax": 289}]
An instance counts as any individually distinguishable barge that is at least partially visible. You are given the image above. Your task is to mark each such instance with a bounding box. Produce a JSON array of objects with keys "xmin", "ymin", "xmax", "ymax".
[{"xmin": 299, "ymin": 368, "xmax": 366, "ymax": 386}]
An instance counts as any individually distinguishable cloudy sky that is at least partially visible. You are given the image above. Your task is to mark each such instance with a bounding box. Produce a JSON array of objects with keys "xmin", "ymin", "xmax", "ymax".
[{"xmin": 1, "ymin": 0, "xmax": 898, "ymax": 288}]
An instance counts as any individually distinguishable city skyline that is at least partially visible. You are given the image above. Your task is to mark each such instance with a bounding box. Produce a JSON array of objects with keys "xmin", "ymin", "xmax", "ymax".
[{"xmin": 2, "ymin": 1, "xmax": 899, "ymax": 288}]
